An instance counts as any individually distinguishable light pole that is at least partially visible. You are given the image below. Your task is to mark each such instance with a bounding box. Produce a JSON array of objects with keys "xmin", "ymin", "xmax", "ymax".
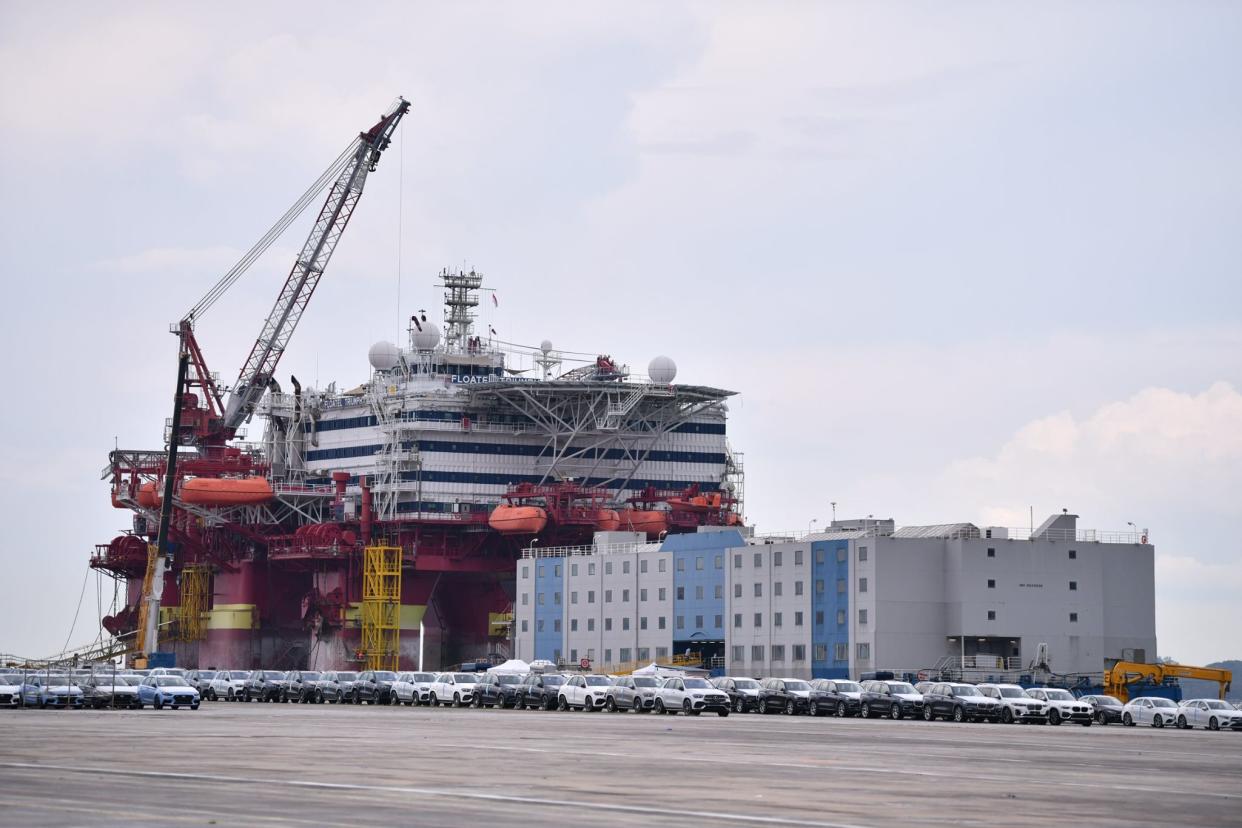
[
  {"xmin": 830, "ymin": 501, "xmax": 837, "ymax": 524},
  {"xmin": 1126, "ymin": 521, "xmax": 1136, "ymax": 541},
  {"xmin": 807, "ymin": 518, "xmax": 818, "ymax": 536}
]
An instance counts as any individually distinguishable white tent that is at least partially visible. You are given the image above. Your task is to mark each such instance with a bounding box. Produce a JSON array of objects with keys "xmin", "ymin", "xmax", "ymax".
[
  {"xmin": 631, "ymin": 662, "xmax": 686, "ymax": 678},
  {"xmin": 489, "ymin": 658, "xmax": 532, "ymax": 674}
]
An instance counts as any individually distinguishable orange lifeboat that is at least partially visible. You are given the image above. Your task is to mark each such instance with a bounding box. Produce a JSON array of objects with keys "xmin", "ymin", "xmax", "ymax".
[
  {"xmin": 594, "ymin": 509, "xmax": 621, "ymax": 531},
  {"xmin": 181, "ymin": 477, "xmax": 274, "ymax": 506},
  {"xmin": 489, "ymin": 505, "xmax": 548, "ymax": 535},
  {"xmin": 136, "ymin": 482, "xmax": 162, "ymax": 509},
  {"xmin": 622, "ymin": 509, "xmax": 668, "ymax": 538}
]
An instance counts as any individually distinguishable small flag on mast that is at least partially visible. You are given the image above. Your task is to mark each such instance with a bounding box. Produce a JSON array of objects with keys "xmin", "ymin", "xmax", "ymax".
[
  {"xmin": 489, "ymin": 325, "xmax": 497, "ymax": 336},
  {"xmin": 492, "ymin": 294, "xmax": 499, "ymax": 307}
]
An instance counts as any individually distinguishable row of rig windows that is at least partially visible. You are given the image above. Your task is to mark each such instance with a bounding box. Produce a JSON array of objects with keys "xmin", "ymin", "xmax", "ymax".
[
  {"xmin": 306, "ymin": 411, "xmax": 727, "ymax": 436},
  {"xmin": 304, "ymin": 440, "xmax": 727, "ymax": 465}
]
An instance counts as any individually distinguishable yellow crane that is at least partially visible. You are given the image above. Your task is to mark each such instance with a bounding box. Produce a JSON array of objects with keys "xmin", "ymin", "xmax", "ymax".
[{"xmin": 1104, "ymin": 661, "xmax": 1232, "ymax": 703}]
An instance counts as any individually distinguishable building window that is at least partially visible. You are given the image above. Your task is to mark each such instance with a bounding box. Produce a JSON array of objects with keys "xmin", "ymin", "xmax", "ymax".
[
  {"xmin": 774, "ymin": 581, "xmax": 783, "ymax": 597},
  {"xmin": 521, "ymin": 620, "xmax": 528, "ymax": 632},
  {"xmin": 554, "ymin": 564, "xmax": 561, "ymax": 578},
  {"xmin": 659, "ymin": 559, "xmax": 667, "ymax": 572},
  {"xmin": 521, "ymin": 593, "xmax": 529, "ymax": 606},
  {"xmin": 570, "ymin": 619, "xmax": 578, "ymax": 632},
  {"xmin": 676, "ymin": 616, "xmax": 685, "ymax": 629},
  {"xmin": 836, "ymin": 609, "xmax": 846, "ymax": 625},
  {"xmin": 588, "ymin": 563, "xmax": 596, "ymax": 575},
  {"xmin": 753, "ymin": 613, "xmax": 763, "ymax": 628},
  {"xmin": 814, "ymin": 643, "xmax": 828, "ymax": 661},
  {"xmin": 640, "ymin": 559, "xmax": 648, "ymax": 574},
  {"xmin": 987, "ymin": 548, "xmax": 995, "ymax": 558},
  {"xmin": 774, "ymin": 550, "xmax": 783, "ymax": 567},
  {"xmin": 605, "ymin": 562, "xmax": 613, "ymax": 575},
  {"xmin": 677, "ymin": 558, "xmax": 685, "ymax": 572},
  {"xmin": 987, "ymin": 579, "xmax": 996, "ymax": 589},
  {"xmin": 1069, "ymin": 549, "xmax": 1077, "ymax": 560},
  {"xmin": 570, "ymin": 649, "xmax": 577, "ymax": 662},
  {"xmin": 815, "ymin": 579, "xmax": 825, "ymax": 594},
  {"xmin": 734, "ymin": 553, "xmax": 742, "ymax": 568},
  {"xmin": 714, "ymin": 614, "xmax": 722, "ymax": 628},
  {"xmin": 774, "ymin": 612, "xmax": 782, "ymax": 627},
  {"xmin": 587, "ymin": 590, "xmax": 595, "ymax": 603},
  {"xmin": 733, "ymin": 613, "xmax": 742, "ymax": 628},
  {"xmin": 622, "ymin": 617, "xmax": 630, "ymax": 631},
  {"xmin": 553, "ymin": 649, "xmax": 561, "ymax": 662},
  {"xmin": 676, "ymin": 586, "xmax": 685, "ymax": 601},
  {"xmin": 794, "ymin": 581, "xmax": 804, "ymax": 596},
  {"xmin": 623, "ymin": 560, "xmax": 631, "ymax": 575},
  {"xmin": 1070, "ymin": 581, "xmax": 1078, "ymax": 591},
  {"xmin": 754, "ymin": 552, "xmax": 762, "ymax": 568},
  {"xmin": 656, "ymin": 647, "xmax": 669, "ymax": 659},
  {"xmin": 587, "ymin": 618, "xmax": 595, "ymax": 632},
  {"xmin": 794, "ymin": 611, "xmax": 803, "ymax": 626},
  {"xmin": 521, "ymin": 566, "xmax": 529, "ymax": 579},
  {"xmin": 695, "ymin": 585, "xmax": 704, "ymax": 600},
  {"xmin": 714, "ymin": 585, "xmax": 723, "ymax": 599},
  {"xmin": 604, "ymin": 618, "xmax": 612, "ymax": 631},
  {"xmin": 658, "ymin": 588, "xmax": 667, "ymax": 601},
  {"xmin": 537, "ymin": 593, "xmax": 545, "ymax": 606},
  {"xmin": 639, "ymin": 588, "xmax": 647, "ymax": 602},
  {"xmin": 987, "ymin": 610, "xmax": 996, "ymax": 621},
  {"xmin": 537, "ymin": 620, "xmax": 544, "ymax": 632},
  {"xmin": 605, "ymin": 589, "xmax": 612, "ymax": 603},
  {"xmin": 554, "ymin": 592, "xmax": 561, "ymax": 605},
  {"xmin": 772, "ymin": 645, "xmax": 785, "ymax": 662},
  {"xmin": 859, "ymin": 609, "xmax": 867, "ymax": 624},
  {"xmin": 604, "ymin": 648, "xmax": 611, "ymax": 663},
  {"xmin": 571, "ymin": 563, "xmax": 578, "ymax": 577},
  {"xmin": 619, "ymin": 648, "xmax": 631, "ymax": 663},
  {"xmin": 1070, "ymin": 612, "xmax": 1079, "ymax": 623},
  {"xmin": 696, "ymin": 556, "xmax": 704, "ymax": 571},
  {"xmin": 792, "ymin": 644, "xmax": 806, "ymax": 662},
  {"xmin": 859, "ymin": 577, "xmax": 868, "ymax": 593},
  {"xmin": 732, "ymin": 645, "xmax": 745, "ymax": 662},
  {"xmin": 695, "ymin": 615, "xmax": 703, "ymax": 628},
  {"xmin": 553, "ymin": 619, "xmax": 561, "ymax": 632},
  {"xmin": 714, "ymin": 554, "xmax": 723, "ymax": 569},
  {"xmin": 836, "ymin": 578, "xmax": 846, "ymax": 594},
  {"xmin": 537, "ymin": 565, "xmax": 545, "ymax": 578},
  {"xmin": 856, "ymin": 643, "xmax": 870, "ymax": 660},
  {"xmin": 834, "ymin": 643, "xmax": 847, "ymax": 661},
  {"xmin": 754, "ymin": 583, "xmax": 763, "ymax": 598},
  {"xmin": 622, "ymin": 589, "xmax": 630, "ymax": 603},
  {"xmin": 816, "ymin": 611, "xmax": 824, "ymax": 625},
  {"xmin": 637, "ymin": 647, "xmax": 649, "ymax": 661},
  {"xmin": 751, "ymin": 645, "xmax": 765, "ymax": 662},
  {"xmin": 858, "ymin": 546, "xmax": 868, "ymax": 562},
  {"xmin": 815, "ymin": 549, "xmax": 825, "ymax": 564},
  {"xmin": 837, "ymin": 548, "xmax": 846, "ymax": 563},
  {"xmin": 734, "ymin": 583, "xmax": 742, "ymax": 598},
  {"xmin": 795, "ymin": 549, "xmax": 804, "ymax": 565},
  {"xmin": 658, "ymin": 616, "xmax": 666, "ymax": 629}
]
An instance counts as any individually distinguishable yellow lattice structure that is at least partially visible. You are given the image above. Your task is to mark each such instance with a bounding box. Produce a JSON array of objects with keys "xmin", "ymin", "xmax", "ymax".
[
  {"xmin": 133, "ymin": 543, "xmax": 160, "ymax": 658},
  {"xmin": 361, "ymin": 545, "xmax": 401, "ymax": 671},
  {"xmin": 177, "ymin": 565, "xmax": 211, "ymax": 641}
]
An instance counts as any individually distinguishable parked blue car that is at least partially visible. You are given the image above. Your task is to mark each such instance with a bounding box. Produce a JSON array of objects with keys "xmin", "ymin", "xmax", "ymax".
[
  {"xmin": 20, "ymin": 673, "xmax": 84, "ymax": 709},
  {"xmin": 137, "ymin": 675, "xmax": 200, "ymax": 710}
]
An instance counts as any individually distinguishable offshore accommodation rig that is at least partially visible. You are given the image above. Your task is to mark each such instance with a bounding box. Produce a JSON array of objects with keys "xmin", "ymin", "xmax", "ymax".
[{"xmin": 90, "ymin": 99, "xmax": 743, "ymax": 671}]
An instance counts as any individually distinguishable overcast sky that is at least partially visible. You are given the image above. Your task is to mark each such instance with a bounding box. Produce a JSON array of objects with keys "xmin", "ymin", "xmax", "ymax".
[{"xmin": 1, "ymin": 2, "xmax": 1238, "ymax": 665}]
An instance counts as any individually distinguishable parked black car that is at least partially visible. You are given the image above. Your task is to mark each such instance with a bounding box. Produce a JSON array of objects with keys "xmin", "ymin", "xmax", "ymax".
[
  {"xmin": 242, "ymin": 670, "xmax": 288, "ymax": 702},
  {"xmin": 283, "ymin": 670, "xmax": 323, "ymax": 703},
  {"xmin": 474, "ymin": 673, "xmax": 525, "ymax": 708},
  {"xmin": 713, "ymin": 677, "xmax": 763, "ymax": 713},
  {"xmin": 756, "ymin": 678, "xmax": 812, "ymax": 715},
  {"xmin": 515, "ymin": 673, "xmax": 566, "ymax": 710},
  {"xmin": 809, "ymin": 679, "xmax": 864, "ymax": 717},
  {"xmin": 1080, "ymin": 694, "xmax": 1125, "ymax": 725},
  {"xmin": 79, "ymin": 674, "xmax": 142, "ymax": 709},
  {"xmin": 859, "ymin": 680, "xmax": 924, "ymax": 719},
  {"xmin": 318, "ymin": 671, "xmax": 359, "ymax": 703},
  {"xmin": 921, "ymin": 682, "xmax": 1003, "ymax": 723},
  {"xmin": 353, "ymin": 671, "xmax": 400, "ymax": 704}
]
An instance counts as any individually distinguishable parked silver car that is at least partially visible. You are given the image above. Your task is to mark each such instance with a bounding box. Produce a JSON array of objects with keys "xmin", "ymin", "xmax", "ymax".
[{"xmin": 607, "ymin": 675, "xmax": 662, "ymax": 712}]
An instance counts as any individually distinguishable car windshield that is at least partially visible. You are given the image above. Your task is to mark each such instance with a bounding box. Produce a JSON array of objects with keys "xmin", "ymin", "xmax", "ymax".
[
  {"xmin": 262, "ymin": 671, "xmax": 284, "ymax": 680},
  {"xmin": 410, "ymin": 673, "xmax": 434, "ymax": 682},
  {"xmin": 683, "ymin": 678, "xmax": 712, "ymax": 689},
  {"xmin": 156, "ymin": 677, "xmax": 188, "ymax": 686},
  {"xmin": 1042, "ymin": 689, "xmax": 1074, "ymax": 701},
  {"xmin": 1096, "ymin": 696, "xmax": 1121, "ymax": 705},
  {"xmin": 99, "ymin": 677, "xmax": 132, "ymax": 686},
  {"xmin": 1150, "ymin": 698, "xmax": 1176, "ymax": 708},
  {"xmin": 954, "ymin": 686, "xmax": 982, "ymax": 696},
  {"xmin": 497, "ymin": 674, "xmax": 521, "ymax": 684},
  {"xmin": 585, "ymin": 676, "xmax": 612, "ymax": 686},
  {"xmin": 784, "ymin": 680, "xmax": 810, "ymax": 692},
  {"xmin": 45, "ymin": 675, "xmax": 72, "ymax": 684},
  {"xmin": 228, "ymin": 672, "xmax": 248, "ymax": 679},
  {"xmin": 299, "ymin": 672, "xmax": 321, "ymax": 681},
  {"xmin": 197, "ymin": 671, "xmax": 216, "ymax": 680},
  {"xmin": 336, "ymin": 672, "xmax": 358, "ymax": 681},
  {"xmin": 452, "ymin": 674, "xmax": 475, "ymax": 682},
  {"xmin": 732, "ymin": 679, "xmax": 760, "ymax": 689},
  {"xmin": 1202, "ymin": 700, "xmax": 1230, "ymax": 710},
  {"xmin": 633, "ymin": 677, "xmax": 658, "ymax": 688},
  {"xmin": 998, "ymin": 687, "xmax": 1029, "ymax": 698},
  {"xmin": 543, "ymin": 676, "xmax": 565, "ymax": 686},
  {"xmin": 835, "ymin": 681, "xmax": 862, "ymax": 693},
  {"xmin": 374, "ymin": 672, "xmax": 398, "ymax": 681},
  {"xmin": 888, "ymin": 683, "xmax": 917, "ymax": 694}
]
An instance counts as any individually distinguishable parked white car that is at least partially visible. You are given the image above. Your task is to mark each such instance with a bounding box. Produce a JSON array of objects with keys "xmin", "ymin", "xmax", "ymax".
[
  {"xmin": 654, "ymin": 676, "xmax": 731, "ymax": 717},
  {"xmin": 0, "ymin": 674, "xmax": 22, "ymax": 707},
  {"xmin": 977, "ymin": 683, "xmax": 1048, "ymax": 724},
  {"xmin": 429, "ymin": 672, "xmax": 481, "ymax": 707},
  {"xmin": 389, "ymin": 672, "xmax": 433, "ymax": 705},
  {"xmin": 558, "ymin": 674, "xmax": 614, "ymax": 711},
  {"xmin": 1026, "ymin": 688, "xmax": 1093, "ymax": 726},
  {"xmin": 1122, "ymin": 696, "xmax": 1179, "ymax": 728},
  {"xmin": 1176, "ymin": 698, "xmax": 1242, "ymax": 731}
]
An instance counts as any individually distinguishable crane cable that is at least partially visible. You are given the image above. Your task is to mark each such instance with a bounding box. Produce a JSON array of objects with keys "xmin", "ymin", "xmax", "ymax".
[{"xmin": 183, "ymin": 137, "xmax": 363, "ymax": 323}]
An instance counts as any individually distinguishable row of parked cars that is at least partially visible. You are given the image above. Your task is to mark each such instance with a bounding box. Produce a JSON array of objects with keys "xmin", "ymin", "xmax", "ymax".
[{"xmin": 6, "ymin": 666, "xmax": 1240, "ymax": 731}]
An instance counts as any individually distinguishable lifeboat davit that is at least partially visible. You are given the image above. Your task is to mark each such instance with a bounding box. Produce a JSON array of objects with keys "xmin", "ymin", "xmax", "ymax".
[
  {"xmin": 594, "ymin": 509, "xmax": 621, "ymax": 531},
  {"xmin": 489, "ymin": 505, "xmax": 548, "ymax": 535},
  {"xmin": 181, "ymin": 477, "xmax": 274, "ymax": 506},
  {"xmin": 621, "ymin": 509, "xmax": 668, "ymax": 538}
]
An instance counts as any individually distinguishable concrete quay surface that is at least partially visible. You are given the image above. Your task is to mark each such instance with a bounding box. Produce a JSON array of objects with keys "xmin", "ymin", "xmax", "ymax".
[{"xmin": 1, "ymin": 704, "xmax": 1239, "ymax": 827}]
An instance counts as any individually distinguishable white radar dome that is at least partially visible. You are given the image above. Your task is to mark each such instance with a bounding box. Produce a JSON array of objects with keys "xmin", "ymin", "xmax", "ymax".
[
  {"xmin": 368, "ymin": 341, "xmax": 401, "ymax": 371},
  {"xmin": 540, "ymin": 339, "xmax": 553, "ymax": 354},
  {"xmin": 648, "ymin": 355, "xmax": 677, "ymax": 384},
  {"xmin": 411, "ymin": 321, "xmax": 441, "ymax": 351}
]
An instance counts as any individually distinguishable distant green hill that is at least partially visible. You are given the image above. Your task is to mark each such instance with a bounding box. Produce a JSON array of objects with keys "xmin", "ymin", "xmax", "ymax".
[{"xmin": 1176, "ymin": 660, "xmax": 1240, "ymax": 701}]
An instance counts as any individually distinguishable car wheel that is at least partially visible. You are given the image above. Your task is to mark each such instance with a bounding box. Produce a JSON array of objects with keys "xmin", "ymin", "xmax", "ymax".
[
  {"xmin": 583, "ymin": 696, "xmax": 593, "ymax": 712},
  {"xmin": 1153, "ymin": 715, "xmax": 1164, "ymax": 728},
  {"xmin": 923, "ymin": 705, "xmax": 934, "ymax": 722},
  {"xmin": 734, "ymin": 697, "xmax": 744, "ymax": 714},
  {"xmin": 430, "ymin": 693, "xmax": 439, "ymax": 707},
  {"xmin": 1049, "ymin": 709, "xmax": 1061, "ymax": 725},
  {"xmin": 1096, "ymin": 712, "xmax": 1107, "ymax": 726},
  {"xmin": 632, "ymin": 698, "xmax": 644, "ymax": 713},
  {"xmin": 891, "ymin": 704, "xmax": 903, "ymax": 721},
  {"xmin": 191, "ymin": 702, "xmax": 200, "ymax": 710},
  {"xmin": 451, "ymin": 693, "xmax": 461, "ymax": 708},
  {"xmin": 605, "ymin": 696, "xmax": 616, "ymax": 712},
  {"xmin": 514, "ymin": 697, "xmax": 524, "ymax": 710},
  {"xmin": 242, "ymin": 690, "xmax": 250, "ymax": 703},
  {"xmin": 718, "ymin": 709, "xmax": 729, "ymax": 717},
  {"xmin": 1081, "ymin": 719, "xmax": 1092, "ymax": 727},
  {"xmin": 683, "ymin": 699, "xmax": 695, "ymax": 717},
  {"xmin": 809, "ymin": 703, "xmax": 819, "ymax": 717},
  {"xmin": 654, "ymin": 698, "xmax": 666, "ymax": 715},
  {"xmin": 558, "ymin": 695, "xmax": 569, "ymax": 712},
  {"xmin": 1124, "ymin": 712, "xmax": 1134, "ymax": 726},
  {"xmin": 861, "ymin": 703, "xmax": 871, "ymax": 719},
  {"xmin": 1002, "ymin": 708, "xmax": 1014, "ymax": 724},
  {"xmin": 953, "ymin": 706, "xmax": 965, "ymax": 723},
  {"xmin": 1177, "ymin": 715, "xmax": 1188, "ymax": 729},
  {"xmin": 154, "ymin": 697, "xmax": 163, "ymax": 710},
  {"xmin": 1209, "ymin": 716, "xmax": 1220, "ymax": 731},
  {"xmin": 785, "ymin": 699, "xmax": 796, "ymax": 716},
  {"xmin": 171, "ymin": 704, "xmax": 179, "ymax": 710},
  {"xmin": 837, "ymin": 701, "xmax": 847, "ymax": 718}
]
